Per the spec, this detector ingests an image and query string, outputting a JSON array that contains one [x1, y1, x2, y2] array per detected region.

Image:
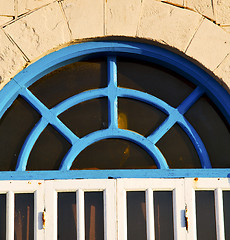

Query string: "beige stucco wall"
[[0, 0, 230, 92]]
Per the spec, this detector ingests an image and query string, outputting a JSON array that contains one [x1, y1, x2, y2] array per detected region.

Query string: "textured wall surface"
[[0, 0, 230, 91]]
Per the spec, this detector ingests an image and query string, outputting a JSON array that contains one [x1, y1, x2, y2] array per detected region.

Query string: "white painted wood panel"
[[117, 178, 186, 240], [0, 180, 45, 240], [0, 178, 229, 240], [185, 178, 230, 240]]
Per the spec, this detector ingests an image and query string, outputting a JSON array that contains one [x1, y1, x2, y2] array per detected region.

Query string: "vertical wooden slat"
[[44, 181, 57, 240], [185, 179, 197, 240], [146, 188, 154, 240], [173, 182, 187, 240], [117, 180, 127, 240], [77, 189, 85, 240], [104, 181, 116, 240], [34, 190, 39, 240], [6, 191, 14, 240], [215, 188, 225, 240]]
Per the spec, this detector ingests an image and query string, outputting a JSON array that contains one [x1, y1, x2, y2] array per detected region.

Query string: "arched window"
[[0, 41, 229, 178], [0, 41, 229, 240]]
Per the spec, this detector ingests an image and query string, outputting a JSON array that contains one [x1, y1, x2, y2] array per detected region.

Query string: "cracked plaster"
[[4, 2, 70, 61], [137, 0, 203, 51], [106, 0, 142, 36], [61, 0, 104, 39], [186, 18, 230, 71], [0, 0, 230, 91], [0, 29, 26, 90]]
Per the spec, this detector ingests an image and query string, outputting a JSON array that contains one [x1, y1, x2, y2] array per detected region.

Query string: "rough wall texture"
[[0, 0, 230, 91]]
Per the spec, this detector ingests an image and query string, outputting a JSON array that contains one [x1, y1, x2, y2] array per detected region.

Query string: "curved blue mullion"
[[178, 117, 212, 168], [0, 41, 228, 180], [16, 117, 48, 171], [51, 88, 108, 116], [107, 56, 118, 129], [59, 128, 169, 171], [148, 86, 204, 145], [20, 87, 79, 144], [147, 114, 177, 144], [7, 41, 229, 125], [0, 80, 21, 119], [117, 87, 175, 115], [147, 86, 205, 144], [177, 86, 204, 114], [20, 87, 51, 118], [50, 118, 79, 145]]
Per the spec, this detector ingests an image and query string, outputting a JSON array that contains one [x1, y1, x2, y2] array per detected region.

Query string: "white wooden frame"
[[0, 180, 45, 240], [44, 179, 116, 240], [185, 178, 230, 240], [116, 178, 186, 240], [0, 178, 230, 240]]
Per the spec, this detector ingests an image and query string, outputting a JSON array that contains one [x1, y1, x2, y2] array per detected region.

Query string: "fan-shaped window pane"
[[117, 57, 195, 107], [29, 59, 107, 108], [0, 97, 41, 171], [59, 98, 108, 138], [156, 124, 201, 168], [0, 42, 230, 174], [185, 95, 230, 168], [27, 125, 71, 170], [118, 98, 167, 136], [71, 139, 157, 170]]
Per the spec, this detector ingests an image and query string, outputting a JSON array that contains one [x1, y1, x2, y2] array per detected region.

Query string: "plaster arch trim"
[[0, 0, 230, 92]]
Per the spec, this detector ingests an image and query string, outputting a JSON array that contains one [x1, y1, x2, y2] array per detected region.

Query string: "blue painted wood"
[[59, 128, 169, 170], [0, 41, 229, 179], [117, 87, 174, 115], [148, 114, 177, 144], [0, 169, 230, 180], [20, 88, 78, 144], [51, 88, 108, 116], [108, 56, 118, 129], [16, 117, 48, 171], [178, 118, 211, 168], [177, 86, 204, 114], [7, 41, 229, 124], [0, 80, 21, 119]]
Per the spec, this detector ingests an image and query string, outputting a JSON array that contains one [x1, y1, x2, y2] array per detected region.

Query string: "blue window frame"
[[0, 41, 230, 180]]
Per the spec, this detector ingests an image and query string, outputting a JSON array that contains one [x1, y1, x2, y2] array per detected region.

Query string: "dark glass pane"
[[127, 191, 146, 240], [0, 96, 41, 170], [185, 95, 230, 167], [117, 57, 195, 108], [71, 139, 157, 169], [0, 194, 6, 239], [223, 191, 230, 240], [196, 191, 216, 240], [118, 98, 167, 136], [14, 193, 34, 240], [59, 98, 108, 138], [27, 125, 71, 170], [85, 192, 104, 240], [154, 191, 174, 240], [29, 59, 107, 108], [58, 192, 77, 240], [156, 124, 201, 168]]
